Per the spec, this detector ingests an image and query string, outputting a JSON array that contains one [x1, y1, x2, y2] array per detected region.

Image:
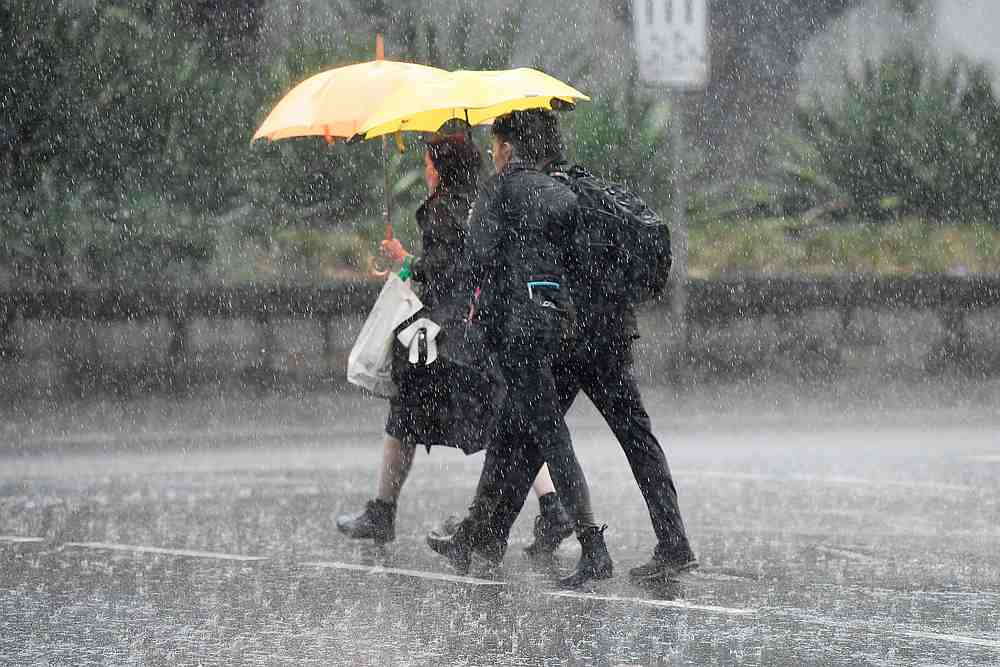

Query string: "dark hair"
[[491, 108, 564, 164], [425, 132, 481, 192]]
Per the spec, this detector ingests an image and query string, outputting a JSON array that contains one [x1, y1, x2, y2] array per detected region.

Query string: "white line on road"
[[682, 470, 975, 493], [303, 561, 759, 616], [548, 590, 757, 616], [789, 615, 1000, 650], [302, 560, 506, 587], [963, 455, 1000, 463], [64, 542, 269, 562], [0, 536, 44, 543], [810, 545, 883, 564]]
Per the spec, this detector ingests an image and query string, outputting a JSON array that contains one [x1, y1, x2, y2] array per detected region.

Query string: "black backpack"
[[551, 164, 672, 305]]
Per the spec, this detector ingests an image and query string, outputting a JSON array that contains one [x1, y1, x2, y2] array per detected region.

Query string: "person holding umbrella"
[[335, 130, 490, 543]]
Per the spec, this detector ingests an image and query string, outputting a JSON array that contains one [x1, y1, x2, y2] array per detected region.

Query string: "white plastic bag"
[[347, 273, 423, 397]]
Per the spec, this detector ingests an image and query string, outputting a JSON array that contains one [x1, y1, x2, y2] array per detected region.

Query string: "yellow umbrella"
[[252, 36, 449, 252], [251, 45, 448, 143], [358, 67, 590, 139]]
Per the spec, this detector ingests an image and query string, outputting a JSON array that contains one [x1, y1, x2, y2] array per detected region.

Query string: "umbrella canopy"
[[252, 59, 449, 143], [358, 68, 590, 139]]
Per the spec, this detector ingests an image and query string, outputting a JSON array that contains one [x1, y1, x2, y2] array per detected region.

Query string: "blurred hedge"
[[0, 0, 423, 287], [703, 47, 1000, 226]]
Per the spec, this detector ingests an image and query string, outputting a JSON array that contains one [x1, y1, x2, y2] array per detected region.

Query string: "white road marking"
[[64, 542, 268, 562], [681, 470, 975, 493], [790, 615, 1000, 650], [547, 590, 757, 616], [811, 545, 883, 564], [302, 560, 506, 587], [0, 536, 44, 543], [26, 543, 1000, 650]]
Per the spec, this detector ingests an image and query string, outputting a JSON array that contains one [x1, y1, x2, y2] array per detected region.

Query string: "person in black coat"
[[336, 132, 483, 544], [427, 110, 613, 589], [429, 109, 697, 585]]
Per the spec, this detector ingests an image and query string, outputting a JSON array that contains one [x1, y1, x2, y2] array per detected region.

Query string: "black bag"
[[551, 164, 672, 305]]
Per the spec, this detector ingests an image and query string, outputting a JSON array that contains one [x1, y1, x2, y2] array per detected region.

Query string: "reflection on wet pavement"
[[2, 391, 999, 665]]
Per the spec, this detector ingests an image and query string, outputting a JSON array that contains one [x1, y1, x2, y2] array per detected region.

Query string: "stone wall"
[[2, 278, 998, 399]]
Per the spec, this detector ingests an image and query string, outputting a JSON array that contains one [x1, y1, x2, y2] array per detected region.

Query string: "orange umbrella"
[[252, 46, 447, 143], [252, 36, 449, 245]]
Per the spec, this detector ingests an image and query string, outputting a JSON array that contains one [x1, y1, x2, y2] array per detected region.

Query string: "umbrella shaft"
[[382, 135, 393, 240]]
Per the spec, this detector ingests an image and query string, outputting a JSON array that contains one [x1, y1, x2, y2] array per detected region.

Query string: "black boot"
[[335, 499, 396, 545], [427, 514, 462, 541], [427, 515, 507, 567], [628, 543, 698, 582], [426, 517, 477, 574], [558, 525, 613, 589], [524, 493, 574, 558]]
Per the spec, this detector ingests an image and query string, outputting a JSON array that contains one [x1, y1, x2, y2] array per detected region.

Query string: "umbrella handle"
[[367, 255, 390, 279]]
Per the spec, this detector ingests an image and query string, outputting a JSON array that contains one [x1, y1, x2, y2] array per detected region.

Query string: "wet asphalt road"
[[1, 385, 999, 665]]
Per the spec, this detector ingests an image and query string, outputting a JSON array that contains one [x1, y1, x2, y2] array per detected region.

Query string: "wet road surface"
[[1, 387, 999, 665]]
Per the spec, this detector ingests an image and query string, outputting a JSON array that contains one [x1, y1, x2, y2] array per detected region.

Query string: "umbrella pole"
[[382, 134, 393, 240], [377, 33, 393, 242]]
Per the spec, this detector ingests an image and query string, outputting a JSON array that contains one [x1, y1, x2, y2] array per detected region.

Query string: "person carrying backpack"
[[426, 109, 614, 589], [544, 111, 697, 580], [430, 109, 697, 583]]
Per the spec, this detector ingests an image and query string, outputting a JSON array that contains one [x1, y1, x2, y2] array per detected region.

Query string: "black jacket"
[[410, 187, 474, 310], [465, 160, 577, 353]]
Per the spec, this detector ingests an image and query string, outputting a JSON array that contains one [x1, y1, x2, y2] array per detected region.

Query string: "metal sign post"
[[632, 0, 708, 328]]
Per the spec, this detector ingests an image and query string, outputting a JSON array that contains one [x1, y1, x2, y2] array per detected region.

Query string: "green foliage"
[[762, 48, 1000, 223], [689, 219, 1000, 277], [562, 81, 679, 217], [0, 0, 432, 285]]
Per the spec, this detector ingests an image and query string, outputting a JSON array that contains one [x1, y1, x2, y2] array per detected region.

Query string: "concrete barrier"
[[2, 277, 998, 396]]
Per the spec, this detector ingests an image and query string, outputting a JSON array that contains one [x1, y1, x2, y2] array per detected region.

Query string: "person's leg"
[[511, 352, 612, 587], [532, 465, 557, 496], [428, 353, 610, 586], [523, 464, 575, 557], [336, 434, 416, 544], [519, 349, 579, 555], [427, 426, 540, 572], [509, 354, 596, 531], [578, 337, 696, 576], [377, 435, 416, 502]]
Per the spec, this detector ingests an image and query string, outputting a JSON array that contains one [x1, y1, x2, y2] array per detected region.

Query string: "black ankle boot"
[[558, 525, 613, 589], [629, 543, 699, 582], [524, 494, 574, 558], [335, 499, 396, 545], [427, 517, 480, 574]]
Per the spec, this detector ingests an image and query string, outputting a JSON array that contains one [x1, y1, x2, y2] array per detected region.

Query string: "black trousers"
[[554, 334, 692, 557], [476, 331, 693, 559], [467, 350, 597, 546]]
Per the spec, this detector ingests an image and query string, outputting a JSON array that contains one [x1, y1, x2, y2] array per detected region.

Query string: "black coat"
[[409, 187, 474, 310], [465, 160, 577, 354], [386, 183, 506, 454]]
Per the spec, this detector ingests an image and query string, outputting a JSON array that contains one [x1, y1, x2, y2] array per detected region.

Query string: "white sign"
[[633, 0, 709, 88]]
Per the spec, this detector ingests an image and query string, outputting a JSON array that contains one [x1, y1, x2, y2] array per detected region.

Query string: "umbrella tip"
[[376, 33, 385, 60]]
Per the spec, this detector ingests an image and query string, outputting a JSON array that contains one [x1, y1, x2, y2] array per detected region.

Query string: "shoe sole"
[[628, 560, 699, 583], [523, 525, 574, 557], [558, 566, 613, 590], [426, 537, 471, 574], [335, 524, 395, 544]]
